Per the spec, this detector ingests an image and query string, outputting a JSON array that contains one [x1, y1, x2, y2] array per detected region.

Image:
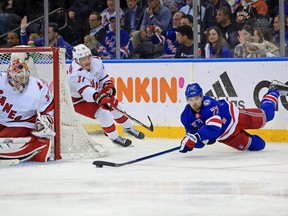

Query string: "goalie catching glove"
[[31, 113, 56, 139], [94, 90, 118, 111]]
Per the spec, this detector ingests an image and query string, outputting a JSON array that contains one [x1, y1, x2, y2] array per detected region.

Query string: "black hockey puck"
[[96, 164, 103, 168]]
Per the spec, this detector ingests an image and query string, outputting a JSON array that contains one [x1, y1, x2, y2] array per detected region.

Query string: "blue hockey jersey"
[[150, 28, 179, 55], [180, 96, 239, 141], [99, 29, 133, 59]]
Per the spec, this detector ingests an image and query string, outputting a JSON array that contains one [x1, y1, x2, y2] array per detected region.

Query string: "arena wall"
[[79, 58, 288, 142]]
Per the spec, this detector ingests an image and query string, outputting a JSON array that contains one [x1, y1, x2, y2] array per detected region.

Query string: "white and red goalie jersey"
[[0, 72, 54, 129], [67, 56, 110, 104]]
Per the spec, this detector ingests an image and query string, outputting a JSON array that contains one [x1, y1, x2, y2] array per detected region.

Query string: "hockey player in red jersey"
[[179, 81, 288, 153], [68, 44, 145, 147], [0, 59, 55, 162]]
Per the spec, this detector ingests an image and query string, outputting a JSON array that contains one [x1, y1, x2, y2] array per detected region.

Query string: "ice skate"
[[124, 127, 145, 139], [112, 136, 132, 147], [269, 80, 288, 96]]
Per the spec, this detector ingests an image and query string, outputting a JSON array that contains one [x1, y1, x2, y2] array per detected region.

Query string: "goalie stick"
[[112, 106, 154, 132], [93, 146, 180, 167]]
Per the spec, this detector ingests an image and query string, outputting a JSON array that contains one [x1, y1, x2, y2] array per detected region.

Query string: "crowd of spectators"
[[0, 0, 287, 59]]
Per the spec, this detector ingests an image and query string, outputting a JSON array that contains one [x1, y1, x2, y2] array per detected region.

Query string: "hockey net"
[[0, 47, 109, 160]]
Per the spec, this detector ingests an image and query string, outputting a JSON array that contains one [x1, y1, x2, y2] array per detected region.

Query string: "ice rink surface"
[[1, 136, 288, 216]]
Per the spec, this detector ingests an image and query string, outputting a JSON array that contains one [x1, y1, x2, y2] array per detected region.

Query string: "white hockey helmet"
[[7, 59, 31, 92], [72, 44, 91, 62]]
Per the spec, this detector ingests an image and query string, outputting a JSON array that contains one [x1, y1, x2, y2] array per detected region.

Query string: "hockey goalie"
[[0, 58, 55, 163]]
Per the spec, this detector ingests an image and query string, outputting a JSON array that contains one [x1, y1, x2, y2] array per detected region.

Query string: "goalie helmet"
[[72, 44, 91, 62], [185, 83, 203, 99], [7, 59, 30, 93], [10, 48, 37, 77]]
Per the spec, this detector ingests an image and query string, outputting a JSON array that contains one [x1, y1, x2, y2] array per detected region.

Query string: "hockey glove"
[[102, 80, 116, 96], [179, 133, 200, 153], [94, 91, 111, 110], [32, 113, 56, 139], [94, 91, 118, 111], [107, 96, 118, 109], [193, 138, 216, 149]]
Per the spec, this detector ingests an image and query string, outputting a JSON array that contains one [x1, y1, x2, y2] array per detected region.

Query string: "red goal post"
[[0, 47, 109, 160]]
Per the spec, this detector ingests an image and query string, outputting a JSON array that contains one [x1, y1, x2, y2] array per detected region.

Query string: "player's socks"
[[262, 89, 279, 107], [261, 89, 279, 122]]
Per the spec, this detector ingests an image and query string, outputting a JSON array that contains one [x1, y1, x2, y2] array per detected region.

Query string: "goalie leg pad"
[[0, 138, 36, 162], [0, 137, 51, 162], [0, 125, 32, 137], [33, 138, 52, 162]]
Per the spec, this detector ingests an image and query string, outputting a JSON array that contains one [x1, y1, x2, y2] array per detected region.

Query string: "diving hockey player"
[[179, 81, 288, 153]]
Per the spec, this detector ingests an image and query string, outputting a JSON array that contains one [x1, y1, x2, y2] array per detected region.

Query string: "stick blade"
[[93, 160, 117, 167], [147, 115, 154, 132]]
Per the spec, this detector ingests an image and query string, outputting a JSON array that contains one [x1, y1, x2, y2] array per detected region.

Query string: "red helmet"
[[7, 59, 30, 92]]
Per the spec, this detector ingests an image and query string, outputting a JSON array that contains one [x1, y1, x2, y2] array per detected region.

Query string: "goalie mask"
[[7, 59, 30, 93]]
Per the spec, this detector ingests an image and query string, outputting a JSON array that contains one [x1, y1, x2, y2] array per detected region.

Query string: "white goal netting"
[[0, 47, 109, 160]]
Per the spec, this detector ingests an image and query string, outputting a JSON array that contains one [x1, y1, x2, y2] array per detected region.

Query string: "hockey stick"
[[93, 146, 180, 167], [113, 106, 154, 132]]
